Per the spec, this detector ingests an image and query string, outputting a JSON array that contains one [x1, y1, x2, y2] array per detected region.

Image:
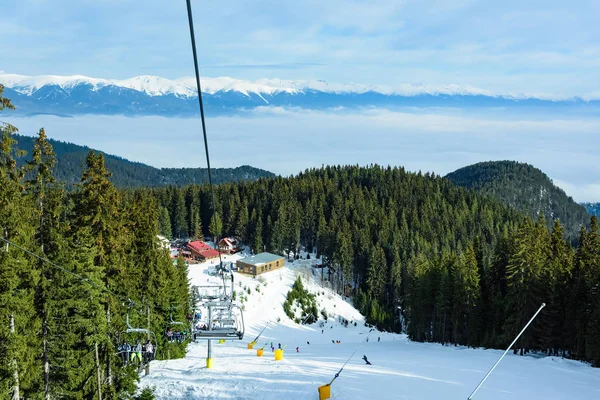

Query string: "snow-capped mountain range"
[[1, 73, 598, 117]]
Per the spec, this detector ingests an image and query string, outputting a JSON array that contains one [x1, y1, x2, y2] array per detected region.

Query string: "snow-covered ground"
[[141, 253, 600, 399]]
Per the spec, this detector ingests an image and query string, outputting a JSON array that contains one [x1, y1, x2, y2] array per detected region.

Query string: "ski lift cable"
[[329, 328, 375, 386], [0, 236, 187, 313], [185, 0, 224, 271], [0, 236, 124, 301]]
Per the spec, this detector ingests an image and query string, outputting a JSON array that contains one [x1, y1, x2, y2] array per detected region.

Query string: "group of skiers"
[[166, 327, 187, 343], [117, 339, 155, 366], [269, 342, 282, 352]]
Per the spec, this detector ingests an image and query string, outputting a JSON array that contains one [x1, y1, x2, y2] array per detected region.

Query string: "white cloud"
[[5, 107, 600, 201]]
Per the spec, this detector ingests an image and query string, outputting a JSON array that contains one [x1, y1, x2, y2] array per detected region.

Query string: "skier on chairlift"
[[118, 341, 131, 366], [131, 340, 143, 365]]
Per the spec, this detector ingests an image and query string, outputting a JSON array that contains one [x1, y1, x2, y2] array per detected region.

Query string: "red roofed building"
[[186, 241, 220, 262]]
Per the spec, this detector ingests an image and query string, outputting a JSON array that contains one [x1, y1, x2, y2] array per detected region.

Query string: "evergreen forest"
[[2, 83, 600, 400], [446, 160, 591, 241], [152, 166, 600, 367], [13, 133, 274, 188], [1, 87, 191, 399]]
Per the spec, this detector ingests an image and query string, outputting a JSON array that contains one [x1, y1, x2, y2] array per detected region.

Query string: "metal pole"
[[10, 313, 20, 400], [94, 342, 103, 400], [146, 306, 150, 375], [207, 304, 212, 367], [467, 303, 546, 400]]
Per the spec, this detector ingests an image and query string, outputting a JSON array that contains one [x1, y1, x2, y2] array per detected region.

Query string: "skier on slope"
[[362, 355, 371, 365]]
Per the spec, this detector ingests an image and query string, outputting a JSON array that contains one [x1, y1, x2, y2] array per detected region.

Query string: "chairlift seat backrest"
[[126, 328, 150, 334]]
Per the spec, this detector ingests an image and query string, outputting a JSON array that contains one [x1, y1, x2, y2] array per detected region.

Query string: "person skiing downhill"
[[362, 355, 371, 365]]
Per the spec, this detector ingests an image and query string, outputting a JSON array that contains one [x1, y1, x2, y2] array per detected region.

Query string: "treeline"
[[153, 165, 600, 367], [14, 133, 275, 188], [446, 160, 591, 242], [1, 89, 190, 399], [402, 216, 600, 365]]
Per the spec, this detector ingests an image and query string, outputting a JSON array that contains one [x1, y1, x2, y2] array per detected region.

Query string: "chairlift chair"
[[193, 303, 245, 340], [116, 305, 158, 367]]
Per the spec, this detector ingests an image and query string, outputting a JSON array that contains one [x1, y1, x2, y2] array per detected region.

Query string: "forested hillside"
[[1, 87, 191, 399], [151, 165, 600, 367], [3, 85, 600, 400], [583, 202, 600, 218], [13, 133, 274, 187], [446, 161, 590, 241]]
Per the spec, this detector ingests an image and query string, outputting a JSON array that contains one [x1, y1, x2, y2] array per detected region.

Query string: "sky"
[[2, 0, 600, 201], [1, 0, 600, 97]]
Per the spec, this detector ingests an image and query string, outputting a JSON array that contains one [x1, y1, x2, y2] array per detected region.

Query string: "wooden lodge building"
[[236, 252, 284, 277], [186, 241, 220, 262], [217, 237, 242, 254]]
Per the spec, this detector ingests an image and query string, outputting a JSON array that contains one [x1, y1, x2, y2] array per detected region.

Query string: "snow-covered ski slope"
[[141, 254, 600, 400]]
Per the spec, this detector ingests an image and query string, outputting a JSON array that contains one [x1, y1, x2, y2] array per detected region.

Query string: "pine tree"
[[583, 217, 600, 365], [235, 201, 249, 242], [366, 246, 386, 306], [158, 207, 172, 239], [47, 226, 107, 399], [192, 210, 203, 240], [253, 212, 264, 254], [453, 244, 480, 346], [333, 226, 353, 295], [0, 116, 37, 400], [71, 151, 128, 396], [406, 253, 432, 342], [171, 189, 187, 239], [25, 128, 59, 400], [209, 212, 223, 244], [504, 217, 548, 355], [544, 220, 572, 356]]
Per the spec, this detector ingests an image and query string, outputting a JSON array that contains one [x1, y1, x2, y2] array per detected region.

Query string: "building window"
[[276, 261, 279, 267]]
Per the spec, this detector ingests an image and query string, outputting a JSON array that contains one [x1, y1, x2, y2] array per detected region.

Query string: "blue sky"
[[2, 0, 600, 96], [2, 0, 600, 201]]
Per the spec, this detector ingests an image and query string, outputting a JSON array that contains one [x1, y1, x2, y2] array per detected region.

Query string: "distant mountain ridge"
[[13, 134, 275, 188], [446, 161, 591, 241], [2, 73, 599, 117], [582, 202, 600, 218]]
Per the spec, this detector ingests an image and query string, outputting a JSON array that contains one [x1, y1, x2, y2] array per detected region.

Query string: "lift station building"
[[236, 252, 284, 277]]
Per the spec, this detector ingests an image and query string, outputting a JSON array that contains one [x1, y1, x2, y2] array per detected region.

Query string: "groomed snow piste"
[[140, 253, 600, 400]]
